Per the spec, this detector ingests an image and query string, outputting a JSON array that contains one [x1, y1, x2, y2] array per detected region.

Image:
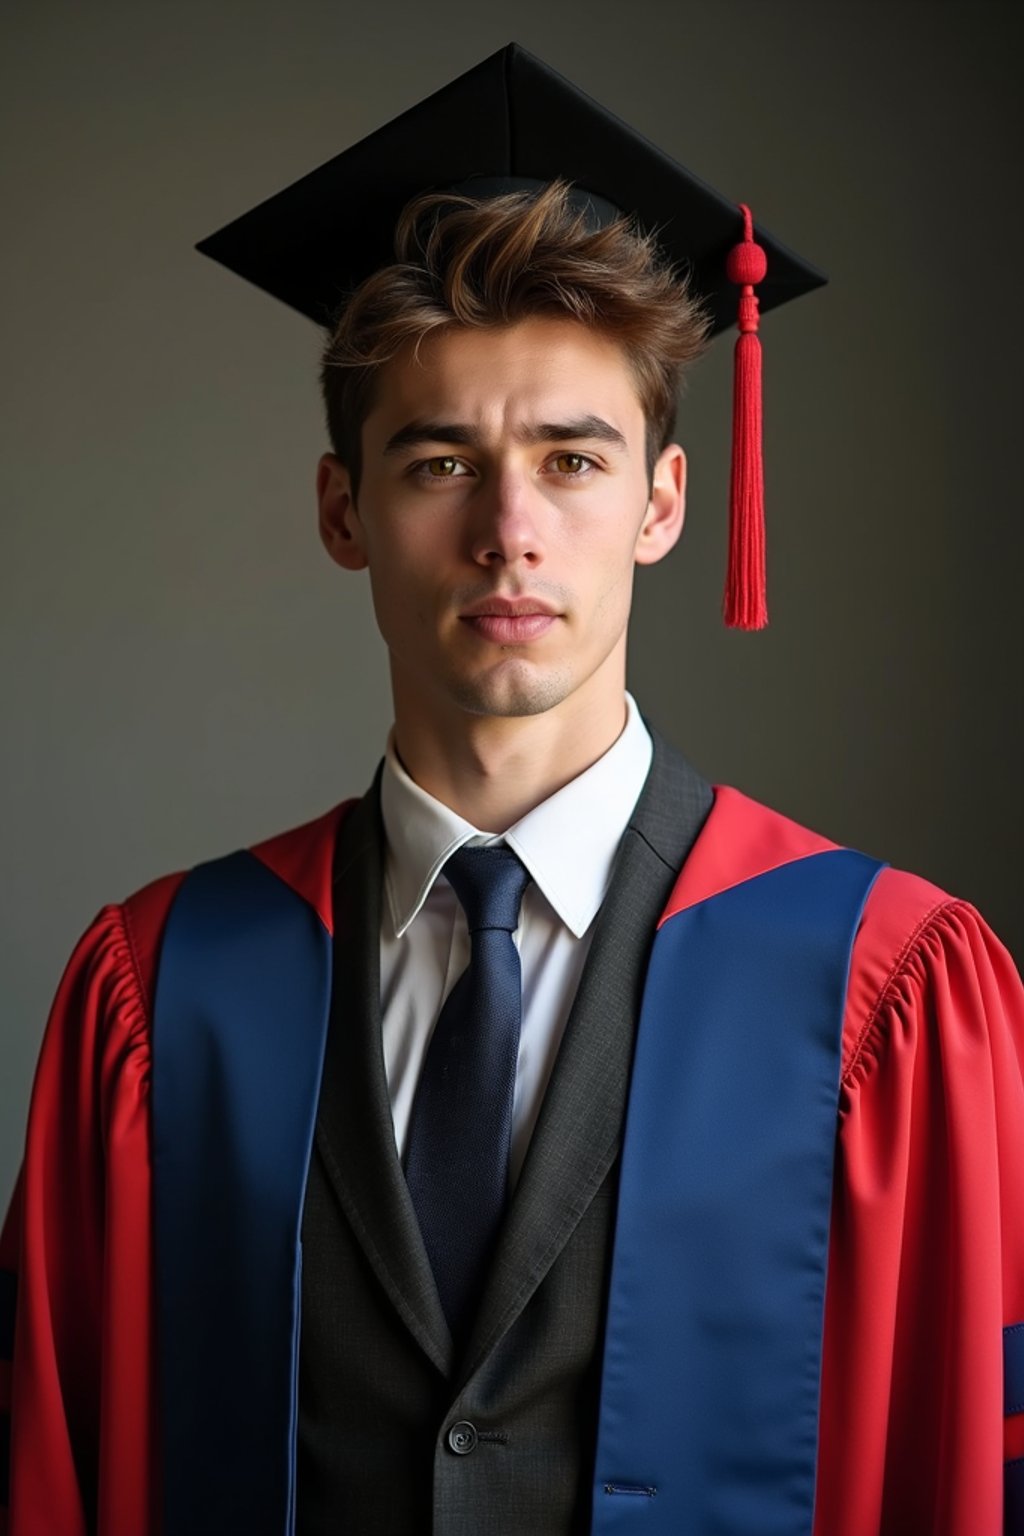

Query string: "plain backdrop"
[[2, 0, 1022, 1207]]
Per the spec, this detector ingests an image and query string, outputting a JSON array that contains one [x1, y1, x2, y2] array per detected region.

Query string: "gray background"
[[3, 0, 1022, 1208]]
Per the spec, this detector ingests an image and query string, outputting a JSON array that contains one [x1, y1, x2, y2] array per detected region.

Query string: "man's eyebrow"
[[381, 414, 629, 457]]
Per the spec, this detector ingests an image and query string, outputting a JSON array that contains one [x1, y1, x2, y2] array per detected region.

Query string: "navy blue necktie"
[[403, 843, 532, 1341]]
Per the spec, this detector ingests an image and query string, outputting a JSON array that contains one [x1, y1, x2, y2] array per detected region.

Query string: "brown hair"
[[319, 178, 712, 502]]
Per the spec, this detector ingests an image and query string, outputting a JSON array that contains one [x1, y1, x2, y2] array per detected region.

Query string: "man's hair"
[[319, 178, 712, 503]]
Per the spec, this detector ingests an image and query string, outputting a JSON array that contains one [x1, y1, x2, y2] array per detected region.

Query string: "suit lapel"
[[312, 762, 454, 1377], [460, 727, 714, 1377]]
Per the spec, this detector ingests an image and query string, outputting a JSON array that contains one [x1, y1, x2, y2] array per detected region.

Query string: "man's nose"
[[467, 470, 546, 568]]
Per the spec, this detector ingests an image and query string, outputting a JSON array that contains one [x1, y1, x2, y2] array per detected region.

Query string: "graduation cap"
[[197, 42, 827, 629]]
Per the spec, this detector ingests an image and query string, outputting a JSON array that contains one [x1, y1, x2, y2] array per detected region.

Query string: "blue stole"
[[151, 842, 882, 1536], [151, 852, 332, 1536], [591, 849, 882, 1533]]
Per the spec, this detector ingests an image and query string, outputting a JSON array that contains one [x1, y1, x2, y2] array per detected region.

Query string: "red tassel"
[[723, 204, 769, 630]]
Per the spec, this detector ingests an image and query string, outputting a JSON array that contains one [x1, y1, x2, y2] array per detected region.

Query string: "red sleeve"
[[0, 905, 159, 1536], [816, 892, 1024, 1536]]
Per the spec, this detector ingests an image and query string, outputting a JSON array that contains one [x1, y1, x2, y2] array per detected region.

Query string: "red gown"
[[1, 786, 1023, 1535]]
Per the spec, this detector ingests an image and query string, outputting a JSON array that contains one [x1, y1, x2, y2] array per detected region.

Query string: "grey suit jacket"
[[296, 724, 713, 1535]]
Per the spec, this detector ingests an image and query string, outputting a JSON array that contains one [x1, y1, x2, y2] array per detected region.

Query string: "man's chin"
[[446, 664, 574, 720]]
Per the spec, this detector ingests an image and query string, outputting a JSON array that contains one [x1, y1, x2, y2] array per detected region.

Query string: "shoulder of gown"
[[117, 794, 353, 1013], [839, 860, 1024, 1118], [818, 855, 1024, 1534], [0, 796, 351, 1534]]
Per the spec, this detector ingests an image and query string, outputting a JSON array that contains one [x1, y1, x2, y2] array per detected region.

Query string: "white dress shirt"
[[378, 691, 654, 1188]]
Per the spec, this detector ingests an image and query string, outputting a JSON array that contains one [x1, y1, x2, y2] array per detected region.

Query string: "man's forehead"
[[365, 324, 644, 441], [399, 315, 632, 375]]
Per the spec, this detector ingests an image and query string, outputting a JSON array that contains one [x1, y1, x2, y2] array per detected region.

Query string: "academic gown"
[[2, 775, 1024, 1536]]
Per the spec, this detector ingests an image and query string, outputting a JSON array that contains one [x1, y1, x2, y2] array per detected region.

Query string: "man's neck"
[[391, 688, 630, 834]]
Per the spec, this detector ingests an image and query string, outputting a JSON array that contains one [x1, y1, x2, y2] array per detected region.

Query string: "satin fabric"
[[592, 848, 883, 1533], [151, 850, 333, 1536], [2, 788, 1023, 1535]]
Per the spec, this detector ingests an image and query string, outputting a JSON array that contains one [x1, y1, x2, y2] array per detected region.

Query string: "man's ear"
[[634, 443, 686, 568], [317, 453, 368, 571]]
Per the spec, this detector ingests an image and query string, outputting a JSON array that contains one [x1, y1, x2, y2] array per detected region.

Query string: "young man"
[[3, 43, 1023, 1536]]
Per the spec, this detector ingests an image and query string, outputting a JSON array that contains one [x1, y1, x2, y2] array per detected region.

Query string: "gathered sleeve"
[[0, 904, 158, 1536], [816, 894, 1024, 1536]]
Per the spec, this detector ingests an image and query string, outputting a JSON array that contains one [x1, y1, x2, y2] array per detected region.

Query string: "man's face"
[[319, 315, 685, 722]]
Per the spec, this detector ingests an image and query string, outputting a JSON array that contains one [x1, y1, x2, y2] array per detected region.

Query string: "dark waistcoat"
[[296, 728, 714, 1535]]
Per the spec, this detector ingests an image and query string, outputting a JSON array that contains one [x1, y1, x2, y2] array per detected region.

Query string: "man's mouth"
[[459, 595, 561, 644], [460, 613, 558, 644]]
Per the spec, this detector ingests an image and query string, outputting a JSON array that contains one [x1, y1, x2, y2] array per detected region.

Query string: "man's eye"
[[414, 456, 468, 479], [551, 452, 597, 476]]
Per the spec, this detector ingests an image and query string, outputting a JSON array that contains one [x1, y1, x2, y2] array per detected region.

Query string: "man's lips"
[[460, 612, 559, 644], [459, 596, 561, 644]]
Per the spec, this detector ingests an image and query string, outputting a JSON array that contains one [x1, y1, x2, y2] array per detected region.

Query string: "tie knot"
[[443, 844, 531, 934]]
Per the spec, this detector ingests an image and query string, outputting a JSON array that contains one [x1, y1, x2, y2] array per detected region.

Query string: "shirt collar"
[[380, 692, 653, 939]]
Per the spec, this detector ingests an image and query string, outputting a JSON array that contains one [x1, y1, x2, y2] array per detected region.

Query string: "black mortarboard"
[[197, 42, 828, 629]]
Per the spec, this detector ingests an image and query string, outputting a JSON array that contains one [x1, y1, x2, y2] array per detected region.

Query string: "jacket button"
[[447, 1420, 479, 1455]]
